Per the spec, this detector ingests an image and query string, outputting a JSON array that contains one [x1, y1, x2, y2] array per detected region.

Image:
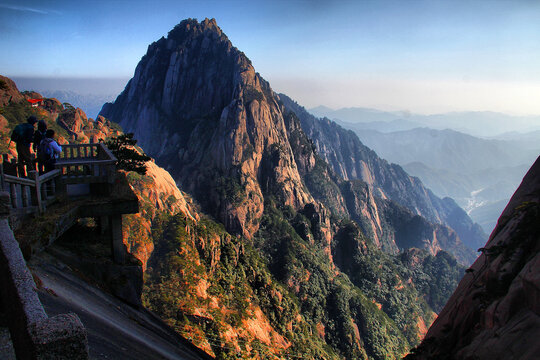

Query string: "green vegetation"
[[399, 249, 465, 312], [242, 86, 265, 104], [253, 201, 419, 359], [143, 212, 336, 359], [105, 133, 151, 174]]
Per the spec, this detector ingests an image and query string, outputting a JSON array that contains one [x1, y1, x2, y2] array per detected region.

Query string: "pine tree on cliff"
[[104, 133, 151, 175]]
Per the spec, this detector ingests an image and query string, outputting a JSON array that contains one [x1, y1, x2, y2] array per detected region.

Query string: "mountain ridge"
[[309, 106, 540, 137], [406, 155, 540, 359], [281, 94, 486, 255]]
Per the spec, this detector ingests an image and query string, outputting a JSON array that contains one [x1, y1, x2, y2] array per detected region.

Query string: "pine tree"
[[104, 133, 151, 175]]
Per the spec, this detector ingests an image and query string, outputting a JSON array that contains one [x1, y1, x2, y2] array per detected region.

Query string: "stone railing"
[[1, 169, 62, 215], [0, 143, 117, 216], [55, 143, 117, 185], [0, 192, 89, 359]]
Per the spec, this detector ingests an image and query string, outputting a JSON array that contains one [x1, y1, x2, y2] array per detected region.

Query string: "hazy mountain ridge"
[[406, 155, 540, 360], [352, 127, 536, 174], [310, 106, 540, 137], [282, 110, 475, 263], [335, 125, 538, 234], [281, 94, 486, 254]]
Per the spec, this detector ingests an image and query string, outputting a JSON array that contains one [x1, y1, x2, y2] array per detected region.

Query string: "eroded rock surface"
[[405, 156, 540, 360]]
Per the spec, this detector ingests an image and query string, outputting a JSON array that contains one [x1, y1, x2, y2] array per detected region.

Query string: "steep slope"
[[281, 95, 486, 253], [284, 110, 475, 264], [406, 155, 540, 360]]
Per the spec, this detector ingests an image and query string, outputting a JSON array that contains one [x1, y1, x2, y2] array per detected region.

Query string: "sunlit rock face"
[[405, 156, 540, 360], [101, 18, 312, 238]]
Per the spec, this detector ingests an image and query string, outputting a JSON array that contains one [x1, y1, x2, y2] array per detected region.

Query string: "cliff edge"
[[405, 155, 540, 359]]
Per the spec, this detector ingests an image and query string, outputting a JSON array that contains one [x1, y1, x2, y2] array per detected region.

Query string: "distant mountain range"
[[309, 106, 540, 137], [349, 127, 536, 174], [315, 112, 540, 234], [38, 90, 116, 119]]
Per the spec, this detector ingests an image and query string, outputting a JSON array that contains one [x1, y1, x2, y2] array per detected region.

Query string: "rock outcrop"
[[405, 155, 540, 359], [101, 18, 312, 238], [123, 160, 198, 270], [0, 75, 24, 107]]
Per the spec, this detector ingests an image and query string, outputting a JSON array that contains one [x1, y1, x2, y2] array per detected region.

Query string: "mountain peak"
[[101, 19, 310, 237], [167, 17, 223, 41]]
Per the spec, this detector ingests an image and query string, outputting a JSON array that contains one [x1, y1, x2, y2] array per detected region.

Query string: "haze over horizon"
[[2, 0, 540, 116]]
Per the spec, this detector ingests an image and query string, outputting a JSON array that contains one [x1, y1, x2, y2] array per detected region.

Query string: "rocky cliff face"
[[99, 18, 478, 264], [0, 75, 25, 107], [282, 110, 475, 263], [406, 155, 540, 360], [280, 95, 486, 254], [101, 18, 311, 238]]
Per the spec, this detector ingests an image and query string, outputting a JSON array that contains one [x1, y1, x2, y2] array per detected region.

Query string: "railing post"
[[54, 168, 66, 197], [50, 178, 56, 196], [111, 215, 126, 264], [21, 185, 29, 208], [10, 183, 17, 208], [107, 164, 115, 184], [41, 179, 47, 202], [29, 170, 43, 213], [0, 162, 5, 191]]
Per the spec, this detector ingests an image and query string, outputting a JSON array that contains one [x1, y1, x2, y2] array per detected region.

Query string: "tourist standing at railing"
[[33, 120, 48, 173], [38, 129, 62, 173], [32, 120, 47, 153], [10, 115, 37, 176]]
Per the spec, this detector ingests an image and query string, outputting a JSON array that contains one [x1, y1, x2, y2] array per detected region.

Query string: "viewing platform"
[[0, 143, 141, 359], [1, 142, 139, 264]]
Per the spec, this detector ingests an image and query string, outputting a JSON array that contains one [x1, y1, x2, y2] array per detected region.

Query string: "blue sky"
[[1, 0, 540, 114]]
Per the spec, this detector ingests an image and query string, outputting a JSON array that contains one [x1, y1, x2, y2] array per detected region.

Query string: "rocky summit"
[[101, 18, 311, 238], [101, 18, 484, 265]]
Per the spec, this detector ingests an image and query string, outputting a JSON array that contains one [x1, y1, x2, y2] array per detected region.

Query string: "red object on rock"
[[27, 98, 44, 106]]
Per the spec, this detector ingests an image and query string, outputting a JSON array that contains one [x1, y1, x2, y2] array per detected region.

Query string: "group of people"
[[11, 115, 62, 174]]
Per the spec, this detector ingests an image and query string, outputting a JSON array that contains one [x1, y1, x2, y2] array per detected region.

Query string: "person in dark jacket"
[[12, 115, 37, 176], [33, 120, 48, 173], [33, 120, 47, 152]]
